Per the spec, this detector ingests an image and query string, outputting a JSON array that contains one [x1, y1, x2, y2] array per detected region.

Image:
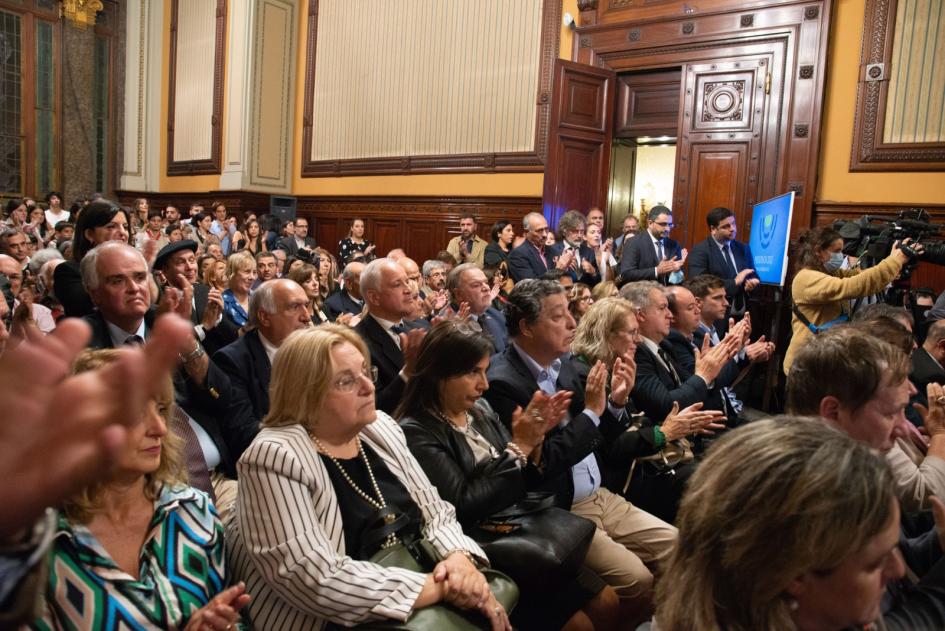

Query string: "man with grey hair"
[[324, 260, 365, 322], [213, 278, 312, 463], [547, 209, 600, 285], [508, 212, 554, 282], [80, 242, 155, 348], [623, 280, 738, 422], [356, 257, 426, 413], [0, 254, 55, 335], [26, 248, 63, 278], [447, 262, 507, 353]]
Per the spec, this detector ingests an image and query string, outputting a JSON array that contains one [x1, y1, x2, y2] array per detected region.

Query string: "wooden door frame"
[[571, 0, 831, 236]]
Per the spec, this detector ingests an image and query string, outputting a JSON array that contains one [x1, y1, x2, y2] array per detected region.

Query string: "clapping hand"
[[660, 401, 727, 441], [609, 355, 637, 407], [183, 582, 251, 631]]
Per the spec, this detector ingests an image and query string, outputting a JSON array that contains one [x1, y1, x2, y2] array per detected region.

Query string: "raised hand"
[[183, 582, 252, 631], [400, 327, 428, 378], [585, 360, 608, 417], [609, 356, 636, 407], [660, 401, 727, 441]]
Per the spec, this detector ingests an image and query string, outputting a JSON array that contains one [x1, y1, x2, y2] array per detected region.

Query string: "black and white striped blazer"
[[227, 412, 486, 630]]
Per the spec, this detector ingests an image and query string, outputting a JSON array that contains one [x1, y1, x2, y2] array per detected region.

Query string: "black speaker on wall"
[[270, 195, 297, 222]]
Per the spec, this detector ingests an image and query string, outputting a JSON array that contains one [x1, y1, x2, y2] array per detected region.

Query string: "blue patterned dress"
[[222, 289, 249, 327], [30, 485, 230, 630]]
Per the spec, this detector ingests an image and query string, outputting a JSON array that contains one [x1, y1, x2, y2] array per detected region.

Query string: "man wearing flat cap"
[[153, 240, 238, 355]]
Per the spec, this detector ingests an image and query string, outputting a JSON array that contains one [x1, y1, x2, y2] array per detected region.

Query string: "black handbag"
[[471, 493, 596, 594]]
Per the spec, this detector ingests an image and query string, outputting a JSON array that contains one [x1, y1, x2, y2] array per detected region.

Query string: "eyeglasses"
[[652, 221, 674, 228], [333, 366, 378, 392]]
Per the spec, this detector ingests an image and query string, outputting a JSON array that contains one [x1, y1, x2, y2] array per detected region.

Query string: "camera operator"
[[784, 225, 920, 373]]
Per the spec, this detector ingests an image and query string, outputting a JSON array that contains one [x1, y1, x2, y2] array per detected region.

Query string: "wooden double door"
[[544, 40, 788, 250]]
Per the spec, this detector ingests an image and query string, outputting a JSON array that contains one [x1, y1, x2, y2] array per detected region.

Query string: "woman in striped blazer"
[[227, 324, 512, 630]]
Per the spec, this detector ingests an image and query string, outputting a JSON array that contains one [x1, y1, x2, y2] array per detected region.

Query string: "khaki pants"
[[571, 487, 677, 599]]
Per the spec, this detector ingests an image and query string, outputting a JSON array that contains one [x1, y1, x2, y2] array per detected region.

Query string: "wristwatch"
[[180, 340, 205, 364]]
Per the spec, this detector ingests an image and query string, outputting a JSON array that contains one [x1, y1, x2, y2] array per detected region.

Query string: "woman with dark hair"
[[53, 199, 130, 318], [783, 225, 914, 371], [191, 212, 214, 248], [484, 220, 515, 268], [288, 262, 329, 324], [397, 321, 620, 631], [2, 198, 27, 229], [24, 205, 50, 244], [236, 218, 268, 255], [337, 217, 375, 263], [315, 247, 339, 300], [130, 197, 149, 231]]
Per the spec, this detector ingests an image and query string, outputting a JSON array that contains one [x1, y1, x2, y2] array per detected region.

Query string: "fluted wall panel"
[[172, 0, 217, 162]]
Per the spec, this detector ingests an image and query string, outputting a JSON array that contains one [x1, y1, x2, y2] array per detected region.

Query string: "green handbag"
[[351, 539, 519, 630]]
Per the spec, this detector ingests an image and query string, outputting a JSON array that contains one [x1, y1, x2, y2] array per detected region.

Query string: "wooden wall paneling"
[[615, 69, 681, 138], [686, 143, 749, 246], [166, 0, 226, 175], [542, 59, 616, 229]]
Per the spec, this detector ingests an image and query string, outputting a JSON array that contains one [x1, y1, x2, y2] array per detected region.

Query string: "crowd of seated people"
[[3, 192, 945, 630]]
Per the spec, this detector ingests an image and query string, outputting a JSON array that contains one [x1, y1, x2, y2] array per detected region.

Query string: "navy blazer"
[[545, 242, 601, 286], [630, 339, 709, 421], [617, 231, 683, 285], [484, 346, 605, 507], [354, 314, 423, 414], [212, 328, 271, 467], [665, 328, 743, 426], [688, 237, 757, 298], [322, 289, 364, 321], [479, 306, 509, 354], [507, 241, 551, 283]]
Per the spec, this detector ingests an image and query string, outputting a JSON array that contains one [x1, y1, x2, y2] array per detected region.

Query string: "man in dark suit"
[[276, 216, 317, 255], [617, 205, 686, 286], [153, 240, 239, 355], [620, 280, 736, 422], [485, 278, 676, 624], [545, 210, 601, 286], [79, 242, 239, 485], [354, 258, 426, 413], [323, 260, 366, 322], [447, 263, 508, 353], [507, 212, 554, 282], [687, 207, 758, 315], [913, 319, 945, 402], [212, 279, 313, 464]]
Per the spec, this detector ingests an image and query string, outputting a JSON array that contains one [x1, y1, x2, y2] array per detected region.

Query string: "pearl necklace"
[[435, 410, 473, 435], [311, 435, 398, 548]]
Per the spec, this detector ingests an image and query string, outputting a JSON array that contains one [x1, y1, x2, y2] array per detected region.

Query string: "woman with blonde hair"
[[288, 262, 329, 324], [222, 251, 257, 327], [31, 349, 250, 629], [655, 417, 904, 631], [228, 325, 513, 630], [315, 247, 339, 299], [568, 297, 723, 522], [591, 280, 619, 302]]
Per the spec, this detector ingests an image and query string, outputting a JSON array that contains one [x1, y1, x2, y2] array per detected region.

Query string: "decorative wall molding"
[[850, 0, 945, 171], [166, 0, 227, 175]]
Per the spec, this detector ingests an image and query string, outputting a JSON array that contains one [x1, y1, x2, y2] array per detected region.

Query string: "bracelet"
[[443, 549, 477, 565], [180, 340, 205, 364], [505, 442, 528, 467]]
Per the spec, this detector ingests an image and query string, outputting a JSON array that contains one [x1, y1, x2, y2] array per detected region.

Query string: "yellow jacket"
[[783, 253, 904, 372]]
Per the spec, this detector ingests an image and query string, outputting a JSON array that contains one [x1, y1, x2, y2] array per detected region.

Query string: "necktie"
[[390, 323, 408, 336], [123, 334, 144, 346], [723, 244, 738, 275], [657, 239, 665, 261], [657, 346, 681, 387]]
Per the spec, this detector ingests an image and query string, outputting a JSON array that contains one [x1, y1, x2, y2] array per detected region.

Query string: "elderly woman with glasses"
[[228, 325, 513, 630]]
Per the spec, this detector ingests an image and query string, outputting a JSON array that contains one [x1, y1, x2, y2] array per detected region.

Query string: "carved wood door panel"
[[675, 46, 785, 248], [542, 59, 616, 229]]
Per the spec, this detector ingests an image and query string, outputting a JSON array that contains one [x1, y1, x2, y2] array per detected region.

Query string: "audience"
[[287, 262, 329, 324], [508, 212, 553, 282], [484, 219, 516, 268], [447, 263, 508, 354], [222, 250, 257, 327], [323, 260, 366, 323], [446, 212, 488, 267], [547, 210, 600, 286], [337, 216, 375, 263], [228, 325, 512, 630], [484, 279, 677, 627], [617, 206, 686, 287]]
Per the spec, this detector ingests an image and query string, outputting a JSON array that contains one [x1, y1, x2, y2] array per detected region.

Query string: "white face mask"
[[824, 251, 845, 272]]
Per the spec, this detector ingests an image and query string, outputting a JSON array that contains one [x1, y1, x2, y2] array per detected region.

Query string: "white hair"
[[80, 242, 147, 292]]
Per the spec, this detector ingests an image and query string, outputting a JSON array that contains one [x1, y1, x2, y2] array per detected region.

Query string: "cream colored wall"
[[817, 0, 945, 204]]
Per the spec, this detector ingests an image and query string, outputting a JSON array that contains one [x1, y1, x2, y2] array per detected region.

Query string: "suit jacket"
[[687, 237, 757, 299], [229, 415, 485, 630], [189, 282, 239, 355], [617, 231, 683, 285], [631, 338, 709, 421], [211, 329, 271, 466], [275, 235, 317, 256], [322, 289, 364, 321], [912, 348, 945, 394], [354, 314, 421, 414], [484, 345, 606, 507], [400, 402, 529, 527], [83, 308, 238, 477], [54, 260, 95, 318], [477, 306, 509, 354], [483, 242, 510, 268], [545, 242, 601, 286], [665, 328, 742, 426], [507, 241, 551, 283]]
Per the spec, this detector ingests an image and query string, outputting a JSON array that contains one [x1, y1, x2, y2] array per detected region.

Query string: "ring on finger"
[[937, 396, 945, 405]]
